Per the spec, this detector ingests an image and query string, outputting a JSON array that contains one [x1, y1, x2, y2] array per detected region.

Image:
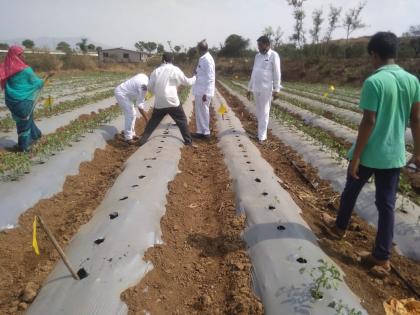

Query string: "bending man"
[[139, 52, 196, 146], [192, 39, 215, 139], [115, 73, 149, 144], [247, 35, 281, 143]]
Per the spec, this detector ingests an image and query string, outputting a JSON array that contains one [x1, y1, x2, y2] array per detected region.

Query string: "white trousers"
[[115, 92, 137, 140], [254, 91, 272, 141], [194, 95, 212, 135]]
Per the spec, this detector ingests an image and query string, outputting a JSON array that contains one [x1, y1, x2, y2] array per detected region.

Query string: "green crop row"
[[0, 89, 115, 132], [0, 105, 121, 181]]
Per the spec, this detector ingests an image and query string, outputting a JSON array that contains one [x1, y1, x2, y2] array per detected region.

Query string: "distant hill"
[[0, 37, 111, 50]]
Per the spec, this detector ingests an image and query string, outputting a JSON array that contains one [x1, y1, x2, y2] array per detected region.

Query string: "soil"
[[121, 111, 263, 315], [217, 81, 420, 315], [0, 117, 147, 315]]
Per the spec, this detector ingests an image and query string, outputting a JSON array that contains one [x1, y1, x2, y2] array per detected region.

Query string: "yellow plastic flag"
[[218, 103, 228, 115], [43, 95, 54, 108], [323, 92, 329, 98], [32, 216, 40, 256], [329, 85, 335, 92]]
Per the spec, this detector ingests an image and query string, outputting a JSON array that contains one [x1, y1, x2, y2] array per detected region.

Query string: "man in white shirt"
[[192, 40, 215, 139], [246, 36, 282, 143], [139, 52, 196, 146], [114, 73, 149, 143]]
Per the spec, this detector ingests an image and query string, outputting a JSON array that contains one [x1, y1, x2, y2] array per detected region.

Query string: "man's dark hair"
[[367, 32, 398, 60], [162, 52, 174, 63], [198, 39, 208, 53], [257, 35, 271, 45]]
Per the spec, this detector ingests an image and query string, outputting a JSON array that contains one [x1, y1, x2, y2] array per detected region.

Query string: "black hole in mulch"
[[277, 225, 286, 231], [156, 151, 162, 154], [24, 171, 30, 174], [109, 212, 119, 220], [51, 153, 56, 156], [39, 161, 45, 165], [269, 205, 276, 210], [249, 169, 255, 172], [77, 268, 89, 279], [158, 146, 163, 149], [147, 165, 152, 168], [161, 141, 165, 143], [246, 161, 251, 164], [262, 192, 268, 196], [119, 196, 128, 201], [296, 258, 307, 264], [131, 184, 139, 188], [235, 135, 239, 137], [244, 155, 248, 158], [94, 238, 105, 245], [255, 178, 261, 183], [139, 175, 146, 179]]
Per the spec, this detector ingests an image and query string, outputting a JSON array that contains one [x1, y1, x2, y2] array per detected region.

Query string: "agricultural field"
[[0, 70, 419, 315]]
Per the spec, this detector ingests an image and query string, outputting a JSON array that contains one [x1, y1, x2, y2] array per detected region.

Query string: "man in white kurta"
[[114, 73, 149, 142], [192, 40, 215, 139], [247, 36, 282, 143], [139, 52, 196, 146]]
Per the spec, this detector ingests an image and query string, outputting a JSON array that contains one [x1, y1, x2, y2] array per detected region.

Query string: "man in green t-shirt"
[[325, 32, 420, 276]]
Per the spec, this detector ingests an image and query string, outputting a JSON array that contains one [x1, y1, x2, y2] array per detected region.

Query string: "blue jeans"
[[336, 164, 401, 260]]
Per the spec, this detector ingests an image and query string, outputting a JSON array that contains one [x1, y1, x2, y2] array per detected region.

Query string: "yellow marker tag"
[[323, 92, 329, 98], [218, 103, 228, 115], [43, 95, 54, 108], [32, 217, 40, 256], [145, 91, 152, 100], [329, 85, 335, 92]]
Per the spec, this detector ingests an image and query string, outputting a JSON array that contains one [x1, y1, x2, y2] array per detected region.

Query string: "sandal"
[[360, 251, 391, 278], [321, 213, 346, 240]]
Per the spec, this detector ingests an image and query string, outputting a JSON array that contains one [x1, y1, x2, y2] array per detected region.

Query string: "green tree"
[[157, 43, 165, 53], [287, 0, 307, 49], [77, 38, 88, 54], [187, 47, 198, 60], [262, 26, 284, 49], [0, 43, 9, 50], [343, 1, 367, 42], [324, 5, 342, 43], [135, 41, 146, 52], [56, 41, 71, 53], [87, 44, 96, 51], [403, 25, 420, 57], [310, 8, 324, 44], [143, 42, 157, 54], [22, 39, 35, 50], [167, 40, 173, 52], [219, 34, 250, 57]]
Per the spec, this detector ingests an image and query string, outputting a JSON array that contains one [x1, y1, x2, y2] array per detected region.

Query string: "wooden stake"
[[36, 215, 80, 280]]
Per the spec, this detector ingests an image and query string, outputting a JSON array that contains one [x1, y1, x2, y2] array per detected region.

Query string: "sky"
[[1, 0, 419, 50]]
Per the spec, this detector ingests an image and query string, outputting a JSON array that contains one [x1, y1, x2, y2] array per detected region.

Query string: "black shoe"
[[192, 132, 204, 139], [192, 132, 210, 139]]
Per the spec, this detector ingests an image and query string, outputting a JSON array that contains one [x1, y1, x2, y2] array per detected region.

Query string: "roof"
[[101, 47, 140, 53]]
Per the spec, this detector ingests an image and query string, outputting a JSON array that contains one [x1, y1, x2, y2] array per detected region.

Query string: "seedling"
[[299, 259, 343, 300], [328, 300, 362, 315]]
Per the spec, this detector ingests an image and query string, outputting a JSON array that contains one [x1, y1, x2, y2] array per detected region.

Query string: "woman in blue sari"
[[0, 46, 46, 151]]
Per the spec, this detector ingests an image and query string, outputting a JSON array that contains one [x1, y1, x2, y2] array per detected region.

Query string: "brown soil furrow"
[[121, 111, 263, 315], [0, 116, 147, 315], [217, 81, 420, 315]]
